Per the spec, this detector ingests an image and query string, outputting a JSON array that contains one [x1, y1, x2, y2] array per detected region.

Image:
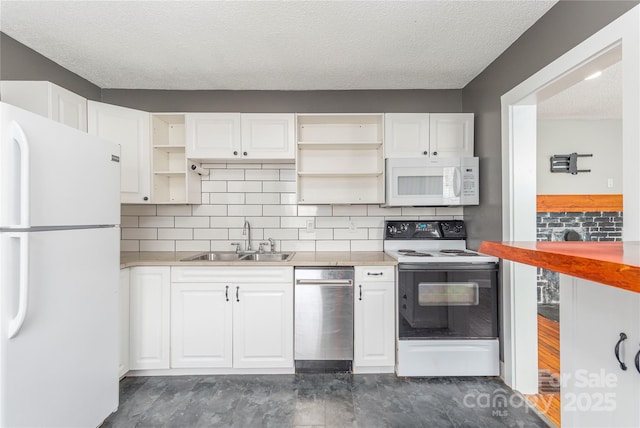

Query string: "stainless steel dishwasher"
[[294, 266, 354, 372]]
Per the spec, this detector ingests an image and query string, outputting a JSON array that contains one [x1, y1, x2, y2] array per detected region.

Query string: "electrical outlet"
[[607, 178, 614, 188], [306, 219, 315, 232], [349, 220, 357, 232]]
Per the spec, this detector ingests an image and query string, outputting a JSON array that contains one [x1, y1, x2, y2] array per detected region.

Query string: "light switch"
[[306, 219, 315, 232], [607, 178, 614, 188]]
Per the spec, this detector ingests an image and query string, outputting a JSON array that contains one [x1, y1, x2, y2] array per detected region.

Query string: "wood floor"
[[525, 314, 561, 427]]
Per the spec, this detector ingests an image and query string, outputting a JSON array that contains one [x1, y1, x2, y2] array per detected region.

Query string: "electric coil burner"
[[384, 220, 500, 377]]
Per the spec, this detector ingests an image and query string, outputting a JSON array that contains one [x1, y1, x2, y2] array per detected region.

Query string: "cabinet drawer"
[[172, 266, 293, 283], [355, 266, 395, 282]]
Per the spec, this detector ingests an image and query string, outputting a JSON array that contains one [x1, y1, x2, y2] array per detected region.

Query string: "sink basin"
[[181, 252, 295, 262], [181, 252, 246, 261], [242, 253, 295, 261]]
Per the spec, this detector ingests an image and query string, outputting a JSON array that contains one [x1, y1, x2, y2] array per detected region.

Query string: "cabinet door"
[[354, 281, 396, 370], [88, 101, 151, 204], [233, 283, 294, 368], [129, 267, 170, 370], [429, 113, 474, 158], [50, 84, 87, 131], [241, 113, 295, 159], [185, 113, 241, 159], [171, 283, 233, 368], [560, 275, 640, 428], [119, 268, 130, 378], [384, 113, 430, 158]]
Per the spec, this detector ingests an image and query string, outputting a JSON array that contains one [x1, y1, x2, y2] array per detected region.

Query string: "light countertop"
[[120, 251, 398, 269], [478, 241, 640, 293]]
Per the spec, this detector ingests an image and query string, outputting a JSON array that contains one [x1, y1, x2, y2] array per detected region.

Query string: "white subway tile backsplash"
[[192, 205, 227, 216], [246, 169, 279, 181], [297, 205, 332, 216], [227, 181, 262, 193], [334, 228, 368, 240], [280, 240, 316, 252], [228, 204, 262, 216], [140, 240, 175, 251], [158, 229, 193, 240], [209, 192, 245, 204], [201, 181, 227, 193], [263, 181, 296, 193], [316, 240, 350, 251], [175, 217, 210, 228], [316, 217, 350, 228], [210, 216, 245, 228], [122, 228, 157, 240], [263, 205, 297, 217], [121, 162, 465, 252], [193, 228, 228, 240], [176, 240, 210, 252], [333, 205, 367, 216], [351, 240, 383, 251], [210, 169, 245, 180], [246, 193, 280, 204], [121, 216, 139, 228], [139, 216, 174, 228], [157, 205, 192, 216]]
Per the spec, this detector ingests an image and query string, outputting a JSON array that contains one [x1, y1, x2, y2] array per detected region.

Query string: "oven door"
[[398, 263, 498, 339]]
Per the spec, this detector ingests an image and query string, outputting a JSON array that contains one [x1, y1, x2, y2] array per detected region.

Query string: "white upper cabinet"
[[88, 101, 151, 204], [241, 114, 295, 159], [1, 80, 87, 131], [384, 113, 474, 158], [429, 113, 474, 158], [185, 113, 294, 160], [185, 113, 241, 159]]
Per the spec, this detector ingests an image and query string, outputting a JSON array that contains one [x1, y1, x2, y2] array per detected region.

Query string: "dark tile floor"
[[101, 374, 550, 428]]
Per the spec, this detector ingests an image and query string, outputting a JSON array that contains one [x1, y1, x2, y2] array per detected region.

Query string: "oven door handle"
[[296, 279, 353, 286]]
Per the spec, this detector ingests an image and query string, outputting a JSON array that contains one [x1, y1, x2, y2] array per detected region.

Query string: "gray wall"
[[0, 33, 101, 101], [462, 0, 638, 250], [100, 89, 461, 113]]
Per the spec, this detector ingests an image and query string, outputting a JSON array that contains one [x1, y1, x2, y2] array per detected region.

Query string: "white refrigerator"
[[0, 102, 121, 427]]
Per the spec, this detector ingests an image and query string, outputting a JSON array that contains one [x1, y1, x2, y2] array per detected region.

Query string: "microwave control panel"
[[385, 220, 467, 239]]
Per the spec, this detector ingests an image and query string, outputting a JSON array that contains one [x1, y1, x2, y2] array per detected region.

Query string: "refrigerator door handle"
[[10, 121, 31, 228], [8, 232, 29, 339]]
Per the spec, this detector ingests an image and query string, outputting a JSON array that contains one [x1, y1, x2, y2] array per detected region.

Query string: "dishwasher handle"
[[295, 279, 353, 286]]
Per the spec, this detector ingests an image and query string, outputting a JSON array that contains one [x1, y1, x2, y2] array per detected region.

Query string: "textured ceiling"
[[538, 61, 622, 120], [0, 0, 557, 90]]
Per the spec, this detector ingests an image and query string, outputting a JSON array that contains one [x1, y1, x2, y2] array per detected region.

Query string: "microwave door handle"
[[454, 168, 462, 197]]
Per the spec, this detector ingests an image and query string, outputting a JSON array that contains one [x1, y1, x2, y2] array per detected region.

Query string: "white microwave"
[[384, 157, 479, 206]]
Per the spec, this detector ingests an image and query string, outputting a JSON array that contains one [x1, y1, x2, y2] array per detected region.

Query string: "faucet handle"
[[230, 242, 241, 253], [258, 242, 269, 253], [267, 237, 276, 253]]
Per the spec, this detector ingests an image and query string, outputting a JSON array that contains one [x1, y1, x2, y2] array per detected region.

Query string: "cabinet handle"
[[635, 347, 640, 374], [432, 151, 438, 156], [423, 151, 428, 155], [367, 272, 383, 276], [614, 332, 628, 371], [359, 284, 362, 301], [233, 151, 238, 156], [236, 286, 240, 302], [243, 151, 248, 156], [143, 196, 149, 201], [225, 285, 229, 302]]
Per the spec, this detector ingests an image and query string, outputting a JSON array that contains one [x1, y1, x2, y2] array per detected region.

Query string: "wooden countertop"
[[120, 251, 398, 269], [478, 241, 640, 293]]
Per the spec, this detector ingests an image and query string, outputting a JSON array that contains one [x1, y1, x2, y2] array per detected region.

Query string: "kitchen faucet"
[[243, 220, 253, 252]]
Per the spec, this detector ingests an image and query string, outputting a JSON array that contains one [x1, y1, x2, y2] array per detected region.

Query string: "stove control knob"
[[400, 223, 408, 232], [388, 225, 397, 234]]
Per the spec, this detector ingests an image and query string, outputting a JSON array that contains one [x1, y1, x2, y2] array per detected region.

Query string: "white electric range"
[[384, 220, 500, 377]]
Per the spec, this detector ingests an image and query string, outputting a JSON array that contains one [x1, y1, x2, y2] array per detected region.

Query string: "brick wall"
[[536, 210, 623, 303]]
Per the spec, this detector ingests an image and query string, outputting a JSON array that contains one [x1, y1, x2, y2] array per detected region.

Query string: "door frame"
[[500, 6, 640, 393]]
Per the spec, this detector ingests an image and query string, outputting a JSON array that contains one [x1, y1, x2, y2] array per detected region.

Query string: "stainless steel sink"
[[181, 251, 294, 262], [242, 253, 295, 261]]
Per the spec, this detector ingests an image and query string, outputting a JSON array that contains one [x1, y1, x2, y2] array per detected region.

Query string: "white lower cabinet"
[[353, 266, 395, 373], [119, 268, 130, 378], [560, 274, 640, 428], [170, 266, 294, 371], [129, 266, 171, 370]]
